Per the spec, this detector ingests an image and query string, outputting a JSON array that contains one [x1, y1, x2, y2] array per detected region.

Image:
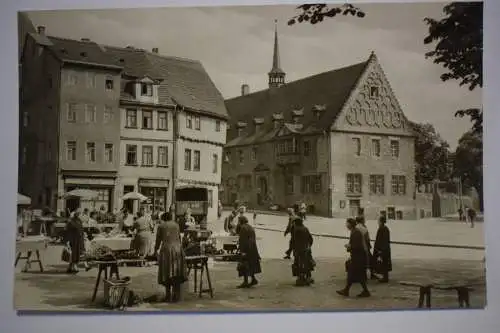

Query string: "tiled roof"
[[29, 33, 227, 118], [225, 59, 370, 147], [18, 13, 36, 60]]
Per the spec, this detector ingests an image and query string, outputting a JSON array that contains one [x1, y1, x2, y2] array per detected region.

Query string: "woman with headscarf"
[[337, 218, 371, 298], [63, 211, 86, 274], [236, 212, 261, 288], [130, 209, 154, 258], [283, 207, 297, 259], [291, 216, 315, 286], [373, 213, 392, 283], [155, 212, 188, 302]]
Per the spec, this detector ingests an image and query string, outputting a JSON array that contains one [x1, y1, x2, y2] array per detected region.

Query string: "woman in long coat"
[[154, 212, 188, 302], [373, 215, 392, 283], [236, 214, 261, 288], [337, 218, 371, 298], [292, 217, 315, 286], [64, 211, 86, 274]]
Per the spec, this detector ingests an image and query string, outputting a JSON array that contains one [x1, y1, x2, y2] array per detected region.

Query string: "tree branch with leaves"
[[287, 3, 365, 26]]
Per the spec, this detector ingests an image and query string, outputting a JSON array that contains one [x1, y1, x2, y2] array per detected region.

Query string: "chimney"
[[37, 26, 46, 35], [253, 117, 264, 132], [236, 121, 247, 137], [81, 38, 90, 42], [272, 112, 284, 129], [241, 84, 250, 96], [152, 48, 159, 54]]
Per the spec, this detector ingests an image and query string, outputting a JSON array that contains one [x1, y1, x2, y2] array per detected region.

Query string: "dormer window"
[[141, 83, 153, 96], [105, 77, 114, 90], [370, 86, 379, 98]]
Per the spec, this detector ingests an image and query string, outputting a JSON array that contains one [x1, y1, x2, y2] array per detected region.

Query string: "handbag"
[[61, 245, 72, 263], [345, 258, 351, 272]]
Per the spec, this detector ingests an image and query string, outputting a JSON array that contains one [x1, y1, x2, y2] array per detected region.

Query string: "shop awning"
[[17, 193, 31, 206]]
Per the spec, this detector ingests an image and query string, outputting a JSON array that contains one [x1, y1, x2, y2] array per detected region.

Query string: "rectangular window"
[[126, 109, 137, 128], [85, 104, 96, 123], [184, 149, 192, 170], [369, 175, 385, 195], [390, 140, 400, 158], [67, 72, 78, 86], [238, 150, 244, 164], [213, 154, 218, 173], [346, 173, 363, 194], [86, 142, 96, 163], [352, 138, 361, 156], [215, 120, 221, 132], [224, 151, 231, 163], [142, 146, 153, 166], [86, 73, 96, 88], [141, 83, 153, 96], [194, 116, 201, 130], [22, 146, 27, 164], [303, 141, 310, 156], [23, 111, 29, 127], [391, 175, 406, 195], [104, 106, 113, 124], [66, 141, 76, 161], [193, 150, 201, 171], [251, 147, 257, 161], [370, 86, 379, 98], [301, 176, 311, 194], [67, 103, 77, 122], [157, 146, 168, 166], [142, 110, 153, 129], [105, 76, 114, 90], [126, 145, 137, 165], [186, 114, 193, 129], [157, 111, 168, 130], [371, 139, 381, 157], [313, 175, 322, 193], [104, 143, 113, 163]]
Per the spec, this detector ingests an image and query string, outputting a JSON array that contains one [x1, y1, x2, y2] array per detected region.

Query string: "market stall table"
[[186, 255, 214, 298], [92, 237, 132, 251], [15, 235, 48, 272]]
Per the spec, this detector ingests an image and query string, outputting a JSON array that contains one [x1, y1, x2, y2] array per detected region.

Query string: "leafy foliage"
[[288, 3, 365, 26], [453, 130, 483, 209], [455, 108, 482, 135], [423, 2, 483, 91], [410, 122, 452, 184]]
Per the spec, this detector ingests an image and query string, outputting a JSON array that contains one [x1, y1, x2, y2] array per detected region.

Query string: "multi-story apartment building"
[[19, 24, 228, 220], [20, 27, 123, 212], [222, 24, 416, 220]]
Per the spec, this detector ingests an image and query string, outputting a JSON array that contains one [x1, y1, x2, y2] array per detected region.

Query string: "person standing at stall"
[[155, 212, 188, 303], [64, 211, 86, 274], [130, 209, 154, 259], [337, 218, 371, 298], [291, 216, 315, 286], [373, 213, 392, 283], [236, 213, 261, 288]]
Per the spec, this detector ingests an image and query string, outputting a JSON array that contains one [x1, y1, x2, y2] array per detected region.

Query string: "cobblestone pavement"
[[14, 245, 486, 312]]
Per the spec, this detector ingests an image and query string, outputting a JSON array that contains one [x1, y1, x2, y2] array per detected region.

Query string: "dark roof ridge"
[[226, 59, 369, 101]]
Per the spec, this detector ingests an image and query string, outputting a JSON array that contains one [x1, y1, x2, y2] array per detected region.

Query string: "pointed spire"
[[268, 19, 285, 88]]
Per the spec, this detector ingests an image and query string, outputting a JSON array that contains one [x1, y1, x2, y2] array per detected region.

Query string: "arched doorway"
[[258, 177, 268, 205]]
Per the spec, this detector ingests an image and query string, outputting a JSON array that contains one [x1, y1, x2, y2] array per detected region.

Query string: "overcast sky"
[[26, 3, 482, 148]]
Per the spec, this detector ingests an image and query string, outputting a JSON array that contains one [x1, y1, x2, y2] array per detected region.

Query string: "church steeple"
[[268, 20, 286, 88]]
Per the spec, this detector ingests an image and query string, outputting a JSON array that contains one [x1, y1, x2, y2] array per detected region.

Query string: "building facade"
[[222, 24, 416, 220], [19, 24, 228, 220]]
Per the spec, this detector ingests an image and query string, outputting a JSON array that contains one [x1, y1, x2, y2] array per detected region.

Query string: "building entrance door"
[[349, 199, 360, 217]]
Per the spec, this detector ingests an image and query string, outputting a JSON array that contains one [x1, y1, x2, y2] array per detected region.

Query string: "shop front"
[[138, 178, 170, 212]]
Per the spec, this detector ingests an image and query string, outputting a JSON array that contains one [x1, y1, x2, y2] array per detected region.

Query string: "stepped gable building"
[[19, 25, 227, 220], [222, 22, 416, 220]]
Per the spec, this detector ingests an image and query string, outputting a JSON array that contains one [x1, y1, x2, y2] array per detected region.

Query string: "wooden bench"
[[90, 259, 145, 302], [186, 255, 214, 298], [399, 281, 483, 308], [15, 237, 48, 273]]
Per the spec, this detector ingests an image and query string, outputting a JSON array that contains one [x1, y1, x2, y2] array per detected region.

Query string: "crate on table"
[[103, 278, 131, 309]]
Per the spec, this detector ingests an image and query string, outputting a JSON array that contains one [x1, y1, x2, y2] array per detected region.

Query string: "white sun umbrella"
[[17, 193, 31, 206], [63, 188, 99, 199], [122, 191, 148, 202]]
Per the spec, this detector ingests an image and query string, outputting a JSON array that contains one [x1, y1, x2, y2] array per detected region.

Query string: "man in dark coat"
[[237, 214, 261, 288], [283, 208, 297, 259], [373, 214, 392, 283], [355, 209, 374, 279], [337, 218, 371, 298], [292, 217, 315, 286]]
